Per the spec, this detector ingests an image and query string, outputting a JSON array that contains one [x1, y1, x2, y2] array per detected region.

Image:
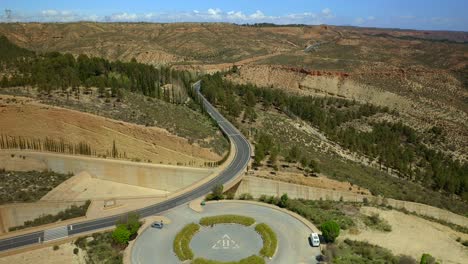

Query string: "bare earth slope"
[[0, 95, 220, 166]]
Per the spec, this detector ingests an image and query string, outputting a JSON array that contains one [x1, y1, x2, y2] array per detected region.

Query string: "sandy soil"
[[0, 95, 220, 167], [41, 171, 169, 201], [0, 242, 85, 264], [254, 170, 370, 195], [343, 207, 468, 264]]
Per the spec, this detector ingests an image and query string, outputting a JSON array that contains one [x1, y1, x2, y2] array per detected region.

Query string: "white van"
[[309, 233, 320, 247]]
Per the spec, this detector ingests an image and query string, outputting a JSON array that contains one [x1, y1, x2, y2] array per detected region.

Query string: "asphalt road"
[[0, 80, 252, 253], [131, 202, 320, 264]]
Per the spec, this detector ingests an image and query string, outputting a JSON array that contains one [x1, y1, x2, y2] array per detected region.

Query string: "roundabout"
[[131, 201, 320, 264]]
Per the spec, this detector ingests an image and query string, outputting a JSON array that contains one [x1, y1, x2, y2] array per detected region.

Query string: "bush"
[[173, 223, 200, 261], [206, 184, 224, 200], [199, 215, 255, 226], [193, 255, 265, 264], [420, 253, 438, 264], [112, 224, 131, 245], [73, 247, 79, 255], [255, 223, 277, 257], [238, 193, 253, 200], [53, 245, 59, 251], [320, 220, 340, 243], [362, 213, 392, 232], [278, 193, 289, 208]]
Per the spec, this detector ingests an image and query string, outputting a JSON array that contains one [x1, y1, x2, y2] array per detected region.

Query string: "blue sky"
[[1, 0, 467, 31]]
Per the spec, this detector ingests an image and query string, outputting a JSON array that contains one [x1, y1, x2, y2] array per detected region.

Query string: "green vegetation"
[[0, 35, 34, 61], [205, 184, 225, 200], [111, 225, 131, 245], [324, 239, 411, 264], [259, 196, 355, 229], [200, 73, 468, 214], [420, 253, 440, 264], [9, 200, 91, 231], [173, 223, 200, 261], [0, 169, 73, 204], [75, 232, 123, 264], [361, 213, 392, 232], [192, 255, 265, 264], [111, 213, 141, 245], [320, 220, 341, 243], [255, 223, 277, 258], [199, 215, 255, 227]]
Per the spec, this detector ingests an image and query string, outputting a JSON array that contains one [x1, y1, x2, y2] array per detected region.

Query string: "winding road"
[[0, 80, 252, 253]]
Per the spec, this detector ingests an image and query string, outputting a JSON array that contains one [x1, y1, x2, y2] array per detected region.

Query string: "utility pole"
[[4, 9, 12, 21]]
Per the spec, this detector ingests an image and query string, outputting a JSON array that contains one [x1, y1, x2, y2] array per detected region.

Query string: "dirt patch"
[[0, 242, 85, 264], [343, 207, 468, 263], [254, 170, 370, 195], [0, 95, 220, 167], [41, 171, 168, 201]]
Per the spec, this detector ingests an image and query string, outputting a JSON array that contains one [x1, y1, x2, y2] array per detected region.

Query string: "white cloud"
[[110, 12, 138, 21], [250, 10, 266, 20], [227, 11, 246, 20], [367, 16, 376, 21], [354, 17, 365, 25], [321, 8, 334, 18], [207, 8, 222, 19]]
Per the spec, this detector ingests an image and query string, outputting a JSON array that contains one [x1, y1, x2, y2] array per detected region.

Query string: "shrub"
[[112, 224, 131, 245], [398, 255, 417, 264], [173, 223, 200, 261], [238, 193, 253, 200], [255, 223, 277, 257], [320, 220, 340, 243], [278, 193, 289, 208], [192, 255, 265, 264], [199, 215, 255, 226], [206, 184, 224, 200], [420, 253, 439, 264], [259, 194, 268, 202], [53, 245, 59, 251], [73, 247, 79, 255], [363, 213, 392, 232]]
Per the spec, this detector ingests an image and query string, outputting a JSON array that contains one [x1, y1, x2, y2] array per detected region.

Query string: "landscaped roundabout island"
[[173, 215, 277, 264], [131, 201, 320, 264]]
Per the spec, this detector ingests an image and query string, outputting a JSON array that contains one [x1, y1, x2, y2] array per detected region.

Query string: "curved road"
[[0, 81, 252, 252]]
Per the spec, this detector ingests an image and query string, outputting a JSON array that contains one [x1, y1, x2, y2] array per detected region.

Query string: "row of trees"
[[200, 73, 467, 199], [0, 134, 130, 159]]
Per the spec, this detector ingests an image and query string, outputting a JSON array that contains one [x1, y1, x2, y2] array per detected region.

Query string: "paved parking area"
[[131, 202, 320, 264]]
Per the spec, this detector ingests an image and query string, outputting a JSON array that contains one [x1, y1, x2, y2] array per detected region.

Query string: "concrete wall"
[[0, 150, 214, 192], [0, 201, 85, 233], [236, 176, 468, 228]]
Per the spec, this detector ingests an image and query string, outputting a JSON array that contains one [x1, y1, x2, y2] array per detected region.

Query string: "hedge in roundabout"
[[255, 223, 278, 258], [173, 223, 200, 261], [173, 215, 276, 264], [199, 214, 255, 227], [192, 255, 265, 264]]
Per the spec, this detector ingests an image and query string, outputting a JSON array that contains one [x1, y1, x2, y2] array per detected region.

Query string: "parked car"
[[151, 221, 164, 229], [309, 233, 320, 247]]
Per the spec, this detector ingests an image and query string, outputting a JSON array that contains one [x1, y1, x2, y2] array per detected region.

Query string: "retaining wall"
[[236, 176, 468, 228], [0, 150, 214, 192]]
